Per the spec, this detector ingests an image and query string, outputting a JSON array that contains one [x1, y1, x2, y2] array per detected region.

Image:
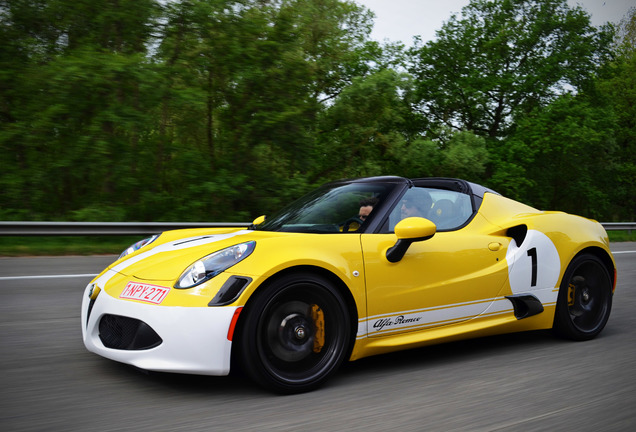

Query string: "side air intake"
[[505, 294, 544, 320], [507, 225, 528, 247]]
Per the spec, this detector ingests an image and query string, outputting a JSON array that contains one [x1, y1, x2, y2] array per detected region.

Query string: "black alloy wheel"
[[238, 273, 351, 393], [554, 254, 613, 341]]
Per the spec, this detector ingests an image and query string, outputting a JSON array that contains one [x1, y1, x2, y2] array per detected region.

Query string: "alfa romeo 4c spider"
[[82, 176, 616, 393]]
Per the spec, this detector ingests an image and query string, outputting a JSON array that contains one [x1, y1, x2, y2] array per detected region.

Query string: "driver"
[[343, 197, 379, 232], [358, 197, 378, 222]]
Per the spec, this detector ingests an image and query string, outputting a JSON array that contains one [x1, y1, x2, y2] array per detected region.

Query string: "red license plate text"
[[120, 282, 170, 305]]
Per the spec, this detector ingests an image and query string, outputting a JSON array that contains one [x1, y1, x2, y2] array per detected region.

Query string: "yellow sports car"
[[82, 176, 616, 393]]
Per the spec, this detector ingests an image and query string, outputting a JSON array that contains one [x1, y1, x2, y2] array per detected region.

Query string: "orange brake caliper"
[[310, 304, 325, 353], [567, 282, 576, 306]]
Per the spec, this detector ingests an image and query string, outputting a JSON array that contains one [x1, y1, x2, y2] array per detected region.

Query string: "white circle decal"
[[506, 230, 560, 295]]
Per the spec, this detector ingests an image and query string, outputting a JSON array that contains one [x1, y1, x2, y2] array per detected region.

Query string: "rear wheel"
[[238, 273, 351, 393], [553, 254, 613, 341]]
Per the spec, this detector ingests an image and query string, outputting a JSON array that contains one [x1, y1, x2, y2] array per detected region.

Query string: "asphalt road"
[[1, 243, 635, 431]]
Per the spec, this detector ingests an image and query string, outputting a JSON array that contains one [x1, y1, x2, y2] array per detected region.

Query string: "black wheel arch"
[[231, 265, 359, 367]]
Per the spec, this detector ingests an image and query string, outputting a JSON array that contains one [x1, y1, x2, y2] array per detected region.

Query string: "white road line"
[[613, 251, 636, 254], [0, 274, 97, 281]]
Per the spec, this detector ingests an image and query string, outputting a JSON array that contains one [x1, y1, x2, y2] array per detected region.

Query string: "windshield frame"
[[255, 177, 409, 234]]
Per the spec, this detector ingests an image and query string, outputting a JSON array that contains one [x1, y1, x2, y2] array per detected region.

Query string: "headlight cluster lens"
[[175, 241, 256, 289], [119, 234, 160, 259]]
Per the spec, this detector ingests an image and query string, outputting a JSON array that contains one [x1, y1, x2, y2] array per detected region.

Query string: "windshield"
[[256, 182, 395, 233]]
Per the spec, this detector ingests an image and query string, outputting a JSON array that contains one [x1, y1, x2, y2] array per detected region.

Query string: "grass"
[[0, 231, 633, 257], [0, 236, 141, 256], [607, 230, 636, 242]]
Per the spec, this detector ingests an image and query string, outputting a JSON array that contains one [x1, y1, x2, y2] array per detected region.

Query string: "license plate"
[[120, 282, 170, 305]]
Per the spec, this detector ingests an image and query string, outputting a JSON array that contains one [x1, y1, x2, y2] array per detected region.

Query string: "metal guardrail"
[[601, 222, 636, 232], [0, 221, 633, 236], [0, 221, 250, 236]]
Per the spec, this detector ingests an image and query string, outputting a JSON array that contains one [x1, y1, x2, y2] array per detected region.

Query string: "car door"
[[361, 187, 512, 337]]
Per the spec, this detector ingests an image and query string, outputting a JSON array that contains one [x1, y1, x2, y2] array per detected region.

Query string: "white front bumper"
[[81, 280, 237, 376]]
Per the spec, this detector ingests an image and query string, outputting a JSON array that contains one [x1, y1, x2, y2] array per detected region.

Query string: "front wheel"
[[553, 254, 613, 341], [237, 273, 351, 393]]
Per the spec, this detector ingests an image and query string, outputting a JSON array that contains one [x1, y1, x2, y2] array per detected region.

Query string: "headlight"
[[175, 241, 256, 289], [119, 234, 159, 259]]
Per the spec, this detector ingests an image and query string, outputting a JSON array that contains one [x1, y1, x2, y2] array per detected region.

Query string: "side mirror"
[[251, 215, 266, 226], [386, 217, 436, 263]]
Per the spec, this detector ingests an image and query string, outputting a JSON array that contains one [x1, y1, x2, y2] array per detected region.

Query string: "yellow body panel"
[[361, 227, 510, 329], [478, 193, 613, 285], [349, 193, 613, 361], [99, 230, 367, 313]]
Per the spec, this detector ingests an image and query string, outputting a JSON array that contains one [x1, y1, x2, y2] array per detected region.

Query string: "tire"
[[553, 254, 613, 341], [237, 273, 351, 393]]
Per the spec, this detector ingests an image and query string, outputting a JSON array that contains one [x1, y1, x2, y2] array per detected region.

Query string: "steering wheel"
[[341, 217, 364, 232]]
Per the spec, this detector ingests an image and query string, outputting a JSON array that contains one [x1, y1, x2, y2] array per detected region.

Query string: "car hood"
[[112, 229, 257, 281]]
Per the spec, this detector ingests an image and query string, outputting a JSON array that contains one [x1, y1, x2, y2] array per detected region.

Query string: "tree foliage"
[[0, 0, 634, 223], [406, 0, 629, 219], [408, 0, 613, 139]]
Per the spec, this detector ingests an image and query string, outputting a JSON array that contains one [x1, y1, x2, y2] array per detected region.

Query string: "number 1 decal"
[[527, 247, 537, 287], [507, 230, 559, 295]]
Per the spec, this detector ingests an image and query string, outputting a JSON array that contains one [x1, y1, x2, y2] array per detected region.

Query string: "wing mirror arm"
[[386, 217, 436, 263], [386, 239, 416, 263]]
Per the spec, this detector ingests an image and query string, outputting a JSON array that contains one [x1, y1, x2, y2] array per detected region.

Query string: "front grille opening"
[[99, 314, 162, 350]]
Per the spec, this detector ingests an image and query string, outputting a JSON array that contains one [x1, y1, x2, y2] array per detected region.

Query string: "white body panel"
[[81, 281, 236, 376]]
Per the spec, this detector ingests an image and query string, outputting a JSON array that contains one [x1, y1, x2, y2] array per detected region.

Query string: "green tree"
[[439, 131, 489, 181], [0, 0, 161, 220], [406, 0, 623, 217], [1, 0, 378, 221], [3, 0, 629, 224], [315, 69, 414, 179], [505, 94, 617, 218], [152, 0, 377, 218], [599, 7, 636, 220], [408, 0, 613, 139]]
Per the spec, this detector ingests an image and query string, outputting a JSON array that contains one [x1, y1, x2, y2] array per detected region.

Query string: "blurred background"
[[1, 0, 634, 224], [1, 4, 635, 429]]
